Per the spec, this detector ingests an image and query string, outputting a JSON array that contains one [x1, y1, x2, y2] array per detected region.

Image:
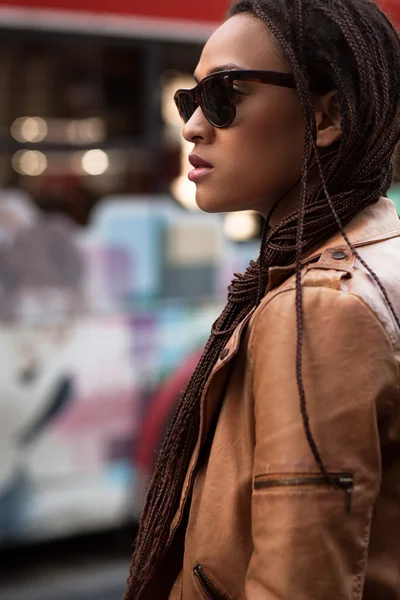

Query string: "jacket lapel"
[[167, 307, 255, 544]]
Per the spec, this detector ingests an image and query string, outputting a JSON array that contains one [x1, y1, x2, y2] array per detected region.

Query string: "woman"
[[125, 0, 400, 598]]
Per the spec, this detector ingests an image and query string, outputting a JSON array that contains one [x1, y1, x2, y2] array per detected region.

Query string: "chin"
[[195, 190, 245, 214], [195, 193, 223, 213]]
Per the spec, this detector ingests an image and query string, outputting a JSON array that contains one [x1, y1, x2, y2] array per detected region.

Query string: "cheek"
[[194, 95, 305, 213], [238, 100, 305, 197]]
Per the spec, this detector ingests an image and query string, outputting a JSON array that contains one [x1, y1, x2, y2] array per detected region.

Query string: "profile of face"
[[182, 14, 340, 218]]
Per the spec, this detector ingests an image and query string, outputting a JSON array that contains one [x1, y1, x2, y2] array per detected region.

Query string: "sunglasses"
[[174, 69, 296, 129]]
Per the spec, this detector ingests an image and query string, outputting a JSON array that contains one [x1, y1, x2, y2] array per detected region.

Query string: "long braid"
[[125, 0, 400, 597]]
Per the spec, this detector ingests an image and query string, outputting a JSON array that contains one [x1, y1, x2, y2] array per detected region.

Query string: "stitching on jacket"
[[352, 228, 400, 245], [351, 505, 375, 599], [248, 285, 296, 355], [302, 268, 352, 291], [304, 261, 353, 275], [347, 293, 400, 416], [347, 290, 400, 355], [303, 228, 400, 265]]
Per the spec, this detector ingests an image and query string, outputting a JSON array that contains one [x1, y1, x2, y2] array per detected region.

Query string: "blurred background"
[[0, 1, 399, 599]]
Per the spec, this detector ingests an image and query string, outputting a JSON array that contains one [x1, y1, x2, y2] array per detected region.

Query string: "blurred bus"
[[0, 189, 260, 545], [0, 0, 238, 546]]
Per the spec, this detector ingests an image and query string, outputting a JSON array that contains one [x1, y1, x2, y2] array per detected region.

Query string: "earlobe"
[[314, 89, 342, 148]]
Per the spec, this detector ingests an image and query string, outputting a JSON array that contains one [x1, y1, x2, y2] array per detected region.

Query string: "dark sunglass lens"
[[201, 77, 233, 127], [175, 91, 196, 123]]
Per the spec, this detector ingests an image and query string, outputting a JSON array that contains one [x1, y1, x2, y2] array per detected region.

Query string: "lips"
[[187, 153, 214, 183], [189, 154, 213, 169]]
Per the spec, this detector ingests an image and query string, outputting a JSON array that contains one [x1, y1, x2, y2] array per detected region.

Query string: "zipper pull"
[[337, 475, 353, 515]]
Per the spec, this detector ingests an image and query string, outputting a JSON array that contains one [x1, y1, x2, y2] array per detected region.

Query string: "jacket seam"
[[346, 292, 400, 416], [352, 228, 400, 245], [248, 285, 296, 355], [272, 230, 400, 286], [352, 504, 375, 599], [346, 291, 399, 351], [303, 228, 400, 265], [247, 286, 298, 421]]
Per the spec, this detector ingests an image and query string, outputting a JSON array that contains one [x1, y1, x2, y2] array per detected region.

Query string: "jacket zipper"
[[193, 565, 229, 600], [254, 473, 354, 514]]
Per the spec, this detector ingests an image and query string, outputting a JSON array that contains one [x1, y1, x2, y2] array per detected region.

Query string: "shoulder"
[[247, 260, 400, 423], [249, 282, 388, 354], [248, 241, 400, 358]]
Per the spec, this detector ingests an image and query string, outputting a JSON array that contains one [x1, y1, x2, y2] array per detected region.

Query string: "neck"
[[263, 149, 337, 226]]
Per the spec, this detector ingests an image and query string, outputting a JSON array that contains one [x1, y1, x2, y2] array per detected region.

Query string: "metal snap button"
[[332, 250, 347, 260], [220, 348, 229, 360]]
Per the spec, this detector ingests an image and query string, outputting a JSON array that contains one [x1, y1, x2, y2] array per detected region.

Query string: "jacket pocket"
[[254, 472, 353, 514], [193, 564, 232, 600]]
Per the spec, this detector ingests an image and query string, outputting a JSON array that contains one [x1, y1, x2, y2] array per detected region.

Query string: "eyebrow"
[[193, 63, 244, 83]]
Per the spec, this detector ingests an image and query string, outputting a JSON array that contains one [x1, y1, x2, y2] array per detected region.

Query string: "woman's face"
[[182, 14, 305, 217]]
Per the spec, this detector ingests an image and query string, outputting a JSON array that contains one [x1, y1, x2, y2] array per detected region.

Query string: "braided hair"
[[125, 1, 400, 597]]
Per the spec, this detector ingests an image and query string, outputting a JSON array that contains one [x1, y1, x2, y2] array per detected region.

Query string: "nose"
[[182, 106, 215, 144]]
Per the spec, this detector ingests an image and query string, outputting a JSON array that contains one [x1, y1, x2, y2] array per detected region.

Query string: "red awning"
[[0, 0, 228, 40], [0, 0, 398, 38], [1, 0, 398, 22], [0, 0, 228, 23]]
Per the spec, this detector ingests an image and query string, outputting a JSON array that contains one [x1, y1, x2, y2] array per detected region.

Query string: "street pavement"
[[0, 529, 134, 600], [1, 560, 129, 600]]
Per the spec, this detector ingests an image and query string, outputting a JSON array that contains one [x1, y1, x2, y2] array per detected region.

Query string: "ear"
[[314, 89, 342, 148]]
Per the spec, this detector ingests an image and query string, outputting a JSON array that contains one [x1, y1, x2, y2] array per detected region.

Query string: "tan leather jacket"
[[143, 198, 400, 600]]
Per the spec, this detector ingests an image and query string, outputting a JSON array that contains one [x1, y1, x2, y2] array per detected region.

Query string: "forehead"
[[195, 14, 287, 79]]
